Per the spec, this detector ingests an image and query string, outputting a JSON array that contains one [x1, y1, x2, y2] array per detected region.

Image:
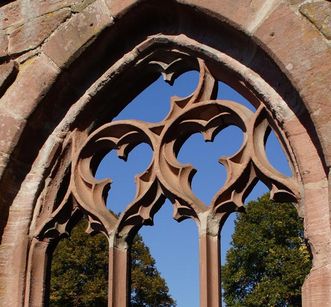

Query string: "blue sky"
[[96, 71, 291, 306]]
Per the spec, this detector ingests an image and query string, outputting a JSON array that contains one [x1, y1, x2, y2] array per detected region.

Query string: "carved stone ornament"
[[29, 50, 300, 307], [70, 52, 299, 240]]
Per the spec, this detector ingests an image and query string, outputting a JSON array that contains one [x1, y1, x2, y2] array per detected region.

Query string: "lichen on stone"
[[300, 1, 331, 40]]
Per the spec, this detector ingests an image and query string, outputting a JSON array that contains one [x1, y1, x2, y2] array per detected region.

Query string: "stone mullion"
[[199, 230, 221, 307], [24, 239, 51, 307], [108, 243, 129, 307]]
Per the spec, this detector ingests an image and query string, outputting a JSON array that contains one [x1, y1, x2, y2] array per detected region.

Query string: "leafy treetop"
[[50, 219, 176, 307], [222, 194, 312, 307]]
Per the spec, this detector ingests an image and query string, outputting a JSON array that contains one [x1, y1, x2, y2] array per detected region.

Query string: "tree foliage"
[[50, 219, 176, 306], [222, 194, 312, 307], [130, 234, 176, 306]]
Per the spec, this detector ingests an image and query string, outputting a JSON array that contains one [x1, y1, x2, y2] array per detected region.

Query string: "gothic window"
[[32, 50, 299, 306]]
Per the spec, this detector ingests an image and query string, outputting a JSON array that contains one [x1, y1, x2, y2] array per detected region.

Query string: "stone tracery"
[[71, 54, 299, 238], [30, 52, 301, 306], [0, 0, 328, 304]]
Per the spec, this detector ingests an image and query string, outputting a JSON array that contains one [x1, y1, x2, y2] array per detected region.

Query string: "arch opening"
[[28, 48, 307, 306], [1, 3, 326, 307]]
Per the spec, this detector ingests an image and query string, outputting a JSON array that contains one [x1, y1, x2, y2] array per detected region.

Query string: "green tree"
[[130, 235, 176, 307], [50, 219, 176, 307], [222, 194, 312, 307]]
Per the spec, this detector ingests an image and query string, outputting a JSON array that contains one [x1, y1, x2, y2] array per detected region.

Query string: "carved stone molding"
[[29, 49, 300, 307], [71, 54, 299, 242]]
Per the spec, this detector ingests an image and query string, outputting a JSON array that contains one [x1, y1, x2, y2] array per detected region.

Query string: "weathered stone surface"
[[176, 0, 280, 32], [287, 0, 305, 5], [283, 116, 326, 185], [0, 109, 25, 156], [71, 0, 96, 12], [0, 2, 21, 30], [0, 31, 8, 58], [105, 0, 142, 18], [0, 0, 77, 31], [254, 3, 331, 164], [27, 0, 76, 17], [0, 54, 59, 119], [0, 61, 17, 95], [0, 1, 330, 306], [43, 0, 112, 68], [303, 265, 331, 307], [300, 1, 331, 40], [8, 8, 71, 55], [254, 3, 331, 88]]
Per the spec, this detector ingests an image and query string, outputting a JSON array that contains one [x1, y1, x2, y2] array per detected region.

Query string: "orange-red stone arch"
[[0, 1, 330, 306]]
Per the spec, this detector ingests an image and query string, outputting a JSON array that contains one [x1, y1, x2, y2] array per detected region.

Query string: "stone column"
[[108, 240, 129, 307]]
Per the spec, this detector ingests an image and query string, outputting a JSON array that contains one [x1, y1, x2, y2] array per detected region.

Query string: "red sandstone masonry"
[[43, 0, 113, 68], [0, 109, 25, 156], [0, 0, 77, 31], [0, 61, 16, 91], [254, 3, 331, 166], [303, 265, 331, 306], [1, 54, 59, 120], [283, 116, 326, 185], [8, 8, 71, 55], [0, 30, 8, 58], [300, 1, 331, 40], [254, 3, 331, 95], [105, 0, 144, 18], [0, 1, 330, 306], [177, 0, 279, 32], [0, 1, 101, 57], [0, 2, 23, 30]]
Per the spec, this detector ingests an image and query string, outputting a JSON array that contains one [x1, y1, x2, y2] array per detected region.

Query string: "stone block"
[[254, 3, 331, 164], [43, 0, 113, 68], [105, 0, 143, 18], [254, 3, 331, 89], [176, 0, 279, 32], [71, 0, 97, 12], [8, 8, 71, 55], [303, 265, 331, 307], [0, 30, 8, 58], [0, 109, 26, 156], [0, 2, 21, 30], [0, 61, 17, 95], [300, 1, 331, 40], [0, 0, 77, 30], [1, 53, 59, 120], [283, 115, 326, 184], [303, 186, 329, 244], [287, 0, 305, 5], [28, 0, 77, 18]]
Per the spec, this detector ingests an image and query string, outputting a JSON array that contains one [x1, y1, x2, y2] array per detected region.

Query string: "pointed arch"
[[0, 1, 330, 306]]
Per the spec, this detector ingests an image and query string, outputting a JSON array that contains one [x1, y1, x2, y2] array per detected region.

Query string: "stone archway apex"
[[0, 0, 330, 172], [0, 0, 330, 306]]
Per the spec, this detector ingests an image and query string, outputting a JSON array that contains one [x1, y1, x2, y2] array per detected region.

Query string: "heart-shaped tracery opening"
[[95, 143, 153, 215], [177, 125, 244, 205]]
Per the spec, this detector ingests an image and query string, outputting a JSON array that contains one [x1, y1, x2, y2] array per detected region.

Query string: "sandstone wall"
[[0, 0, 330, 306]]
